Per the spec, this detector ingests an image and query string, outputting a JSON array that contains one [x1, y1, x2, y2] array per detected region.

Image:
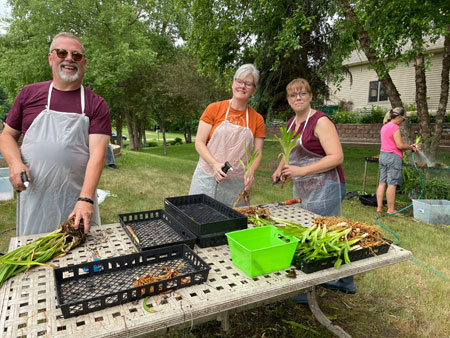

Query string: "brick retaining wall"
[[266, 124, 450, 145]]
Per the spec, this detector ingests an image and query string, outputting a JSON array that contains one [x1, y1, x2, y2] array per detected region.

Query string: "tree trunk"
[[337, 0, 412, 145], [414, 51, 433, 160], [132, 110, 140, 151], [159, 119, 168, 155], [115, 112, 123, 148], [431, 28, 450, 159], [184, 123, 192, 144]]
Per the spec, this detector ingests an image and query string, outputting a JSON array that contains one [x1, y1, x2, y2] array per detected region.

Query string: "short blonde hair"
[[49, 32, 85, 53], [286, 78, 312, 98]]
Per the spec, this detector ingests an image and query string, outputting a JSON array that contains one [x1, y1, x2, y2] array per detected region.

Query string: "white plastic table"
[[0, 205, 412, 338]]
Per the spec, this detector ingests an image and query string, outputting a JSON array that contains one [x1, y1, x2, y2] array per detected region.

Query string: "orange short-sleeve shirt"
[[200, 100, 266, 142]]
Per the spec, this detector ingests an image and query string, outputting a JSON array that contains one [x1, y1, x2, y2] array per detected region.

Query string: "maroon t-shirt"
[[287, 111, 345, 183], [6, 80, 111, 136]]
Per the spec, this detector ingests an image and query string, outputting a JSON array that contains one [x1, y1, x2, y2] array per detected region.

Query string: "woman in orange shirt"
[[189, 64, 265, 207]]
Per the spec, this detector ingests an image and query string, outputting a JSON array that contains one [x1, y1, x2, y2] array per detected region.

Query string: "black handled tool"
[[21, 171, 29, 188], [214, 161, 233, 199]]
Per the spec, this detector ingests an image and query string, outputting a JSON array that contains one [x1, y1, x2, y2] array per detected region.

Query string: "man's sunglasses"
[[51, 48, 85, 62]]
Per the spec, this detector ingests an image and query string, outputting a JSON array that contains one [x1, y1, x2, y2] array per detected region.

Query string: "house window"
[[368, 81, 388, 102]]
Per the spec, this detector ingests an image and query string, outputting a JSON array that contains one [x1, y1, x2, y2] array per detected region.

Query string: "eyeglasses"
[[51, 48, 85, 62], [288, 91, 309, 99], [234, 78, 255, 88]]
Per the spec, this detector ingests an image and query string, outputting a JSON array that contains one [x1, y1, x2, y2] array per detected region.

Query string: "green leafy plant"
[[274, 127, 301, 187], [239, 141, 260, 181], [275, 127, 301, 165], [233, 141, 260, 207]]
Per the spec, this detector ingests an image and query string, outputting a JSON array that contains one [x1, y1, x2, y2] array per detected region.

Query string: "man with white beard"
[[0, 32, 111, 236]]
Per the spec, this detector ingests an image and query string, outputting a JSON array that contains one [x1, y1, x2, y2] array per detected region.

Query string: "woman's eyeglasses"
[[288, 91, 309, 99], [234, 78, 255, 88], [51, 48, 85, 62]]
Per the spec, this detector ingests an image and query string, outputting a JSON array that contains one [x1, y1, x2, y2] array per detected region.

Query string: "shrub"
[[401, 166, 450, 199], [169, 137, 183, 145], [358, 105, 387, 124], [332, 110, 358, 124], [147, 141, 158, 147]]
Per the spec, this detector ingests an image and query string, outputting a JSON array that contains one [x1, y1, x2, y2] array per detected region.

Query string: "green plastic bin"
[[226, 226, 299, 277]]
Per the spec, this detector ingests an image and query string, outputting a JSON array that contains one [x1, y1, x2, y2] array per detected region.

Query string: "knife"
[[257, 198, 301, 208]]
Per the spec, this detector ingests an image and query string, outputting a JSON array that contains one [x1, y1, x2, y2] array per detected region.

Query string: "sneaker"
[[322, 277, 356, 294], [108, 164, 118, 169]]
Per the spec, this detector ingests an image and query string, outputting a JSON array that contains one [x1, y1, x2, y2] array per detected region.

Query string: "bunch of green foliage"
[[401, 166, 450, 199], [332, 110, 358, 124], [169, 137, 183, 145], [358, 106, 387, 124]]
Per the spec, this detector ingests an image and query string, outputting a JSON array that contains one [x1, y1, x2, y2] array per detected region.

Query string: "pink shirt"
[[380, 123, 402, 158]]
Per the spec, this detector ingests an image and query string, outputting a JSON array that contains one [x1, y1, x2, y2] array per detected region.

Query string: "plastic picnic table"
[[0, 204, 412, 338]]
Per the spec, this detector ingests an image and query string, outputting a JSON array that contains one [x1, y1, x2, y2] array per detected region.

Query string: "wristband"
[[77, 197, 94, 204]]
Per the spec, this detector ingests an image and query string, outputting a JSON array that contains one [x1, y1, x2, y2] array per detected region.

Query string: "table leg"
[[362, 159, 368, 194], [306, 287, 351, 338], [217, 311, 230, 331]]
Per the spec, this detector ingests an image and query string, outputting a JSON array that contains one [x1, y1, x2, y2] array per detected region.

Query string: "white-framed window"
[[368, 81, 388, 102]]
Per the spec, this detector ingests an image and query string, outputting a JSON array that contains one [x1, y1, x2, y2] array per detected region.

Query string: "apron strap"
[[287, 109, 312, 145], [47, 82, 85, 115], [225, 99, 249, 129]]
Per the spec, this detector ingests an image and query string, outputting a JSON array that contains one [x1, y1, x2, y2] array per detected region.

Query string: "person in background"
[[189, 64, 265, 207], [0, 32, 111, 236], [376, 107, 419, 214], [272, 78, 355, 300], [106, 144, 118, 169]]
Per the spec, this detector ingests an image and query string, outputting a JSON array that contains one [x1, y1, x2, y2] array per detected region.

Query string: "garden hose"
[[374, 152, 449, 281]]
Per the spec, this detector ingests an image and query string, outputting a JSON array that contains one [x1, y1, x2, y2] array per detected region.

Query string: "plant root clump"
[[59, 218, 87, 248]]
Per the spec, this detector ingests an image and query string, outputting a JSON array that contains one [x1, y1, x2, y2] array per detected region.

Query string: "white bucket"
[[0, 168, 14, 201]]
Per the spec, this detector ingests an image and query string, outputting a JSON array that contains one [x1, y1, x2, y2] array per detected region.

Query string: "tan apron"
[[288, 111, 342, 216], [189, 100, 254, 207], [18, 82, 100, 235]]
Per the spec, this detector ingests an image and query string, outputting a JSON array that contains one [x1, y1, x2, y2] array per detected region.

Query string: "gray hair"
[[234, 64, 260, 87], [383, 107, 405, 124], [49, 32, 85, 53]]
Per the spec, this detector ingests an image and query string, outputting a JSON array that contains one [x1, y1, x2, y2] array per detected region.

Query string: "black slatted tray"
[[54, 244, 210, 318], [196, 231, 229, 248], [119, 209, 196, 251], [164, 194, 247, 236], [293, 240, 392, 274]]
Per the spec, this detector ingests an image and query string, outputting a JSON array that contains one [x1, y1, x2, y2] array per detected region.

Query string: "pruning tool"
[[16, 171, 30, 236], [213, 161, 233, 200], [257, 198, 301, 208]]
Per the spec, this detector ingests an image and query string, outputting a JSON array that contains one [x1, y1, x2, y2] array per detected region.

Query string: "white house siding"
[[326, 51, 448, 112]]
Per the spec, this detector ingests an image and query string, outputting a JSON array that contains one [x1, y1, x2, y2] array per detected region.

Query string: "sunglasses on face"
[[51, 48, 85, 62], [288, 91, 309, 99]]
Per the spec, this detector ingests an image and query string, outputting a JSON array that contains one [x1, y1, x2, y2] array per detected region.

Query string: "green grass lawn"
[[0, 141, 449, 337]]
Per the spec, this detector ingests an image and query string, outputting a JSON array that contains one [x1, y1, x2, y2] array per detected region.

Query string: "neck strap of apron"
[[47, 82, 85, 115], [226, 99, 249, 128], [287, 108, 312, 145]]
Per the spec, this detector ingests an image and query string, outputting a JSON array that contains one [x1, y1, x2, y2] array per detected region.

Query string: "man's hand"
[[69, 200, 93, 234], [10, 165, 31, 191]]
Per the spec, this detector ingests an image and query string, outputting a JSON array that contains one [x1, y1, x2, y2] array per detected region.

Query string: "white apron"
[[18, 82, 100, 236], [189, 100, 254, 207], [288, 111, 342, 216]]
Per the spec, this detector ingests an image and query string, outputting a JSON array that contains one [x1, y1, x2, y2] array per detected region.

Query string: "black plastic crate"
[[164, 194, 247, 236], [119, 209, 197, 251], [54, 244, 210, 318], [196, 232, 229, 248], [293, 240, 392, 274]]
